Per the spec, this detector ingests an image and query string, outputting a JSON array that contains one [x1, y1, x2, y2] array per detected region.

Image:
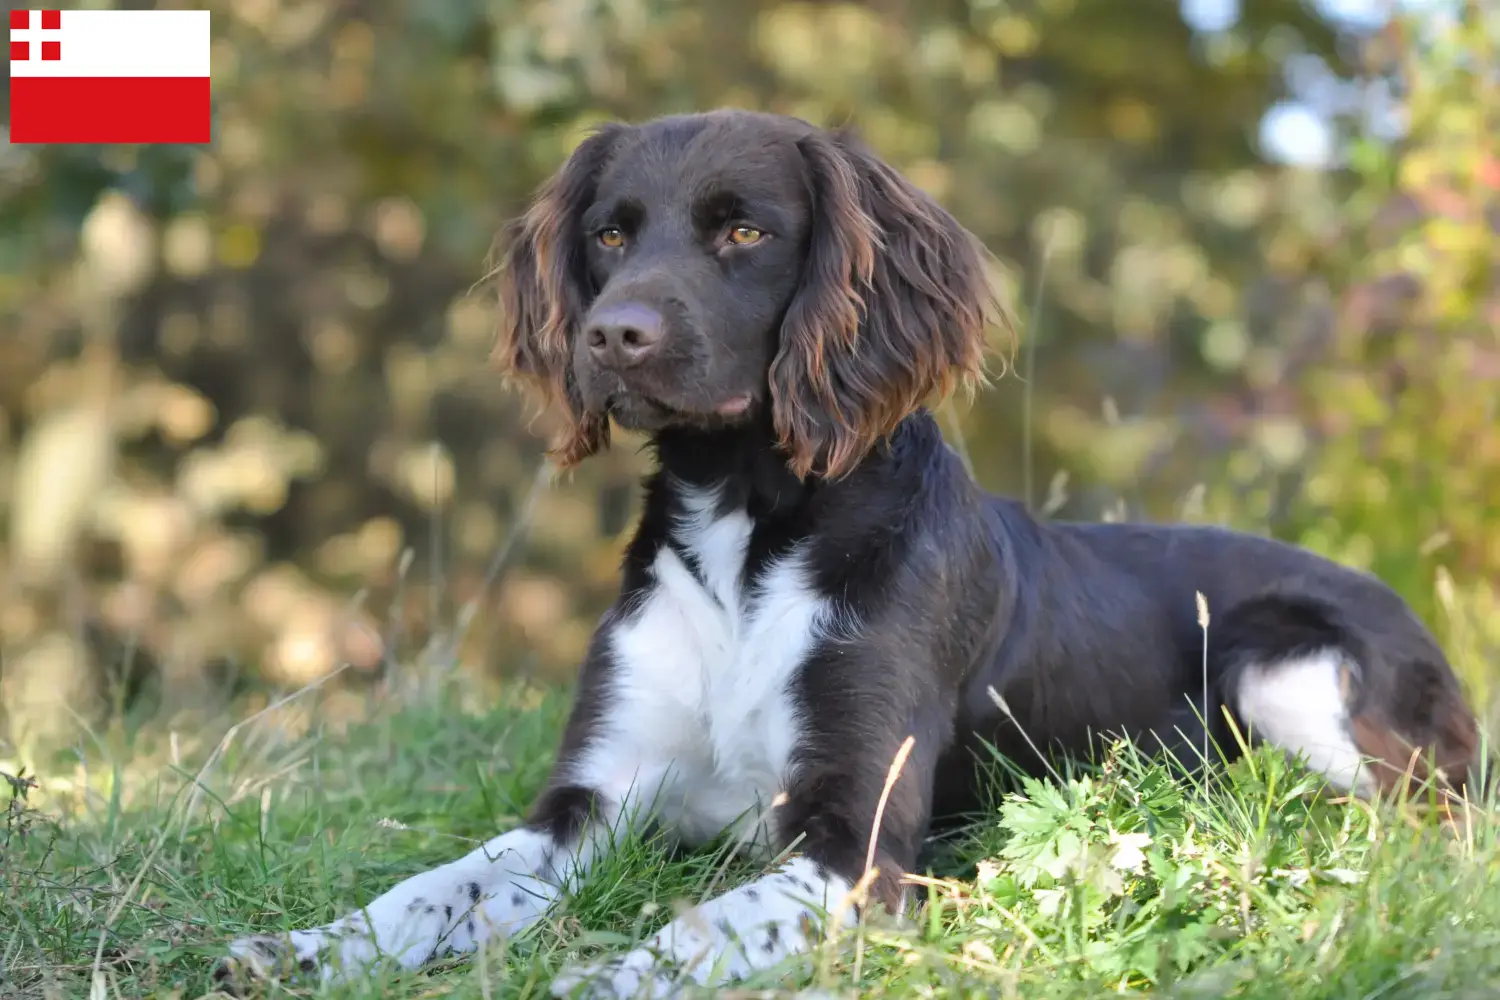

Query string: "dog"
[[219, 109, 1479, 997]]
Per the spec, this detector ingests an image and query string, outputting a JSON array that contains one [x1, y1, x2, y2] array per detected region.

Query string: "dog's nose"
[[585, 303, 665, 369]]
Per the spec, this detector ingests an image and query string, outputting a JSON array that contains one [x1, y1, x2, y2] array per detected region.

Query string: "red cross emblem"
[[10, 10, 63, 63]]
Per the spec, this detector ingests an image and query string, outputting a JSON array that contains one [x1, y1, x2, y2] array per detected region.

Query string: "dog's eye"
[[726, 226, 764, 247], [597, 227, 626, 249]]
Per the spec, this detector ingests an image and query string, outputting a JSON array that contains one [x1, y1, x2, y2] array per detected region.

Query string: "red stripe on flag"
[[9, 77, 211, 144]]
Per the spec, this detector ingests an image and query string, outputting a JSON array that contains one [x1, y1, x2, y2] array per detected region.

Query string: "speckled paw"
[[213, 933, 322, 991], [550, 948, 686, 999]]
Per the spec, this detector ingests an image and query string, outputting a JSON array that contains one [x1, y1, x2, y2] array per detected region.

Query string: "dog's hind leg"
[[1231, 645, 1383, 795], [1217, 591, 1478, 798]]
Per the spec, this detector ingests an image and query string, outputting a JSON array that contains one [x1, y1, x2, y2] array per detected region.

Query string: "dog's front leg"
[[552, 704, 937, 999], [217, 782, 620, 986]]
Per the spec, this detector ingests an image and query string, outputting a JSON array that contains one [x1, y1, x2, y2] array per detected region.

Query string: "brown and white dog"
[[220, 109, 1478, 997]]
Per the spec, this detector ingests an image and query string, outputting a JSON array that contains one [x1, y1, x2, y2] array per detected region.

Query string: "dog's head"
[[492, 109, 1001, 478]]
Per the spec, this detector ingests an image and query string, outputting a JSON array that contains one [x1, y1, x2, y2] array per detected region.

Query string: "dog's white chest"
[[594, 486, 831, 849]]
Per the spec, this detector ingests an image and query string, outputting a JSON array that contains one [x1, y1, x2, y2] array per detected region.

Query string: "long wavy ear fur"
[[771, 127, 1003, 479], [490, 125, 626, 467]]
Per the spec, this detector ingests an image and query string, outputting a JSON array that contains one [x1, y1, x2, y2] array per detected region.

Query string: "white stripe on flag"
[[9, 10, 210, 79]]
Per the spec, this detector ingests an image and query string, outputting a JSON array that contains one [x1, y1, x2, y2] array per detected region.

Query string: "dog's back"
[[948, 503, 1478, 814]]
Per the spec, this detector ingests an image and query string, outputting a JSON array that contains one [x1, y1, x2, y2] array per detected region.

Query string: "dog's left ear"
[[772, 127, 1001, 479]]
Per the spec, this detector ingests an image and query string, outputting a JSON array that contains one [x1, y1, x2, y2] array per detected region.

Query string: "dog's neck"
[[643, 408, 951, 526], [619, 408, 996, 618], [655, 411, 941, 507], [649, 413, 816, 522]]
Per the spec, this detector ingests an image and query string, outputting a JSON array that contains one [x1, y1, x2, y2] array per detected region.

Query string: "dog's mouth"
[[603, 390, 756, 429], [712, 394, 753, 417]]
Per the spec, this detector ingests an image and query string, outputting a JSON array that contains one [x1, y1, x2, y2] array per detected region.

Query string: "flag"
[[9, 9, 211, 144]]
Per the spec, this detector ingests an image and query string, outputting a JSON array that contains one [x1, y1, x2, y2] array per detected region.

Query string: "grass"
[[3, 665, 1499, 1000]]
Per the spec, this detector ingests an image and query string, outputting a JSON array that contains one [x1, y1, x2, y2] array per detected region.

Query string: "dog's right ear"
[[491, 124, 627, 467]]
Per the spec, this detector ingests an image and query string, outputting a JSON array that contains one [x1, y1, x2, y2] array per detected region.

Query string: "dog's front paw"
[[550, 948, 683, 999], [212, 930, 330, 989], [214, 924, 381, 991]]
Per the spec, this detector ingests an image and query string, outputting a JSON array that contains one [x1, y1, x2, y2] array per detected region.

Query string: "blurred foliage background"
[[0, 0, 1495, 752]]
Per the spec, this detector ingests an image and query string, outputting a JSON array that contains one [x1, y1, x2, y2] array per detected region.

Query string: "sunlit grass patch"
[[2, 677, 1497, 999]]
